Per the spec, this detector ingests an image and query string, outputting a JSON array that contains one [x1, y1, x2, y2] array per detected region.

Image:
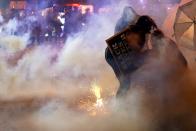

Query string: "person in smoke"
[[115, 6, 139, 33], [105, 14, 158, 97], [64, 7, 82, 35], [30, 21, 42, 44], [150, 29, 188, 71]]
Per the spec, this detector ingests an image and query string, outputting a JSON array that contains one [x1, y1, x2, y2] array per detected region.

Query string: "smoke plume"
[[0, 0, 195, 131]]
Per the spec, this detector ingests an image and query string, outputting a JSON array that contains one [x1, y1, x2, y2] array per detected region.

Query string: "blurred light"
[[63, 3, 94, 14], [82, 23, 85, 26], [9, 1, 26, 9], [57, 13, 65, 25], [80, 5, 94, 14], [98, 7, 111, 13], [45, 33, 49, 37], [64, 3, 80, 7], [61, 26, 64, 30], [140, 0, 144, 3]]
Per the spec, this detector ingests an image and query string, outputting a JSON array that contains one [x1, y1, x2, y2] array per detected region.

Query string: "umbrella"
[[174, 0, 196, 49]]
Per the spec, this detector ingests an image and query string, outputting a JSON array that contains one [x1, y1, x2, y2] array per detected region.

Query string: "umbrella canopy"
[[174, 0, 196, 49]]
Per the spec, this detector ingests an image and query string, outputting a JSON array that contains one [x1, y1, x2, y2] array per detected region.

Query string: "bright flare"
[[91, 82, 104, 108], [78, 82, 107, 116]]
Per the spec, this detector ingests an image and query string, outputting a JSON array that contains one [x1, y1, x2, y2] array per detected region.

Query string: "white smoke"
[[0, 0, 195, 131]]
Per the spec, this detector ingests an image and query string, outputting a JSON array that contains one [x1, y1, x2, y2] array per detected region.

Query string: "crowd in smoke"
[[0, 5, 91, 46], [0, 0, 195, 131]]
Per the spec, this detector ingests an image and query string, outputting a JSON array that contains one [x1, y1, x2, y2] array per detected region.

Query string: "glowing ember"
[[91, 82, 104, 108], [77, 82, 108, 116]]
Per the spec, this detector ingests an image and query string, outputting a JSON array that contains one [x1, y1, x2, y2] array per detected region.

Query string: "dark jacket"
[[105, 25, 148, 96]]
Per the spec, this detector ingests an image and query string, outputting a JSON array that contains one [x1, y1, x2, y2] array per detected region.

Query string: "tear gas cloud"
[[0, 0, 196, 131]]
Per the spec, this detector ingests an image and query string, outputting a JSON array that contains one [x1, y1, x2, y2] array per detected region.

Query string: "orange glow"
[[10, 1, 26, 9], [64, 3, 80, 7], [91, 82, 104, 108], [63, 3, 94, 14], [77, 82, 109, 116], [80, 5, 94, 14]]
